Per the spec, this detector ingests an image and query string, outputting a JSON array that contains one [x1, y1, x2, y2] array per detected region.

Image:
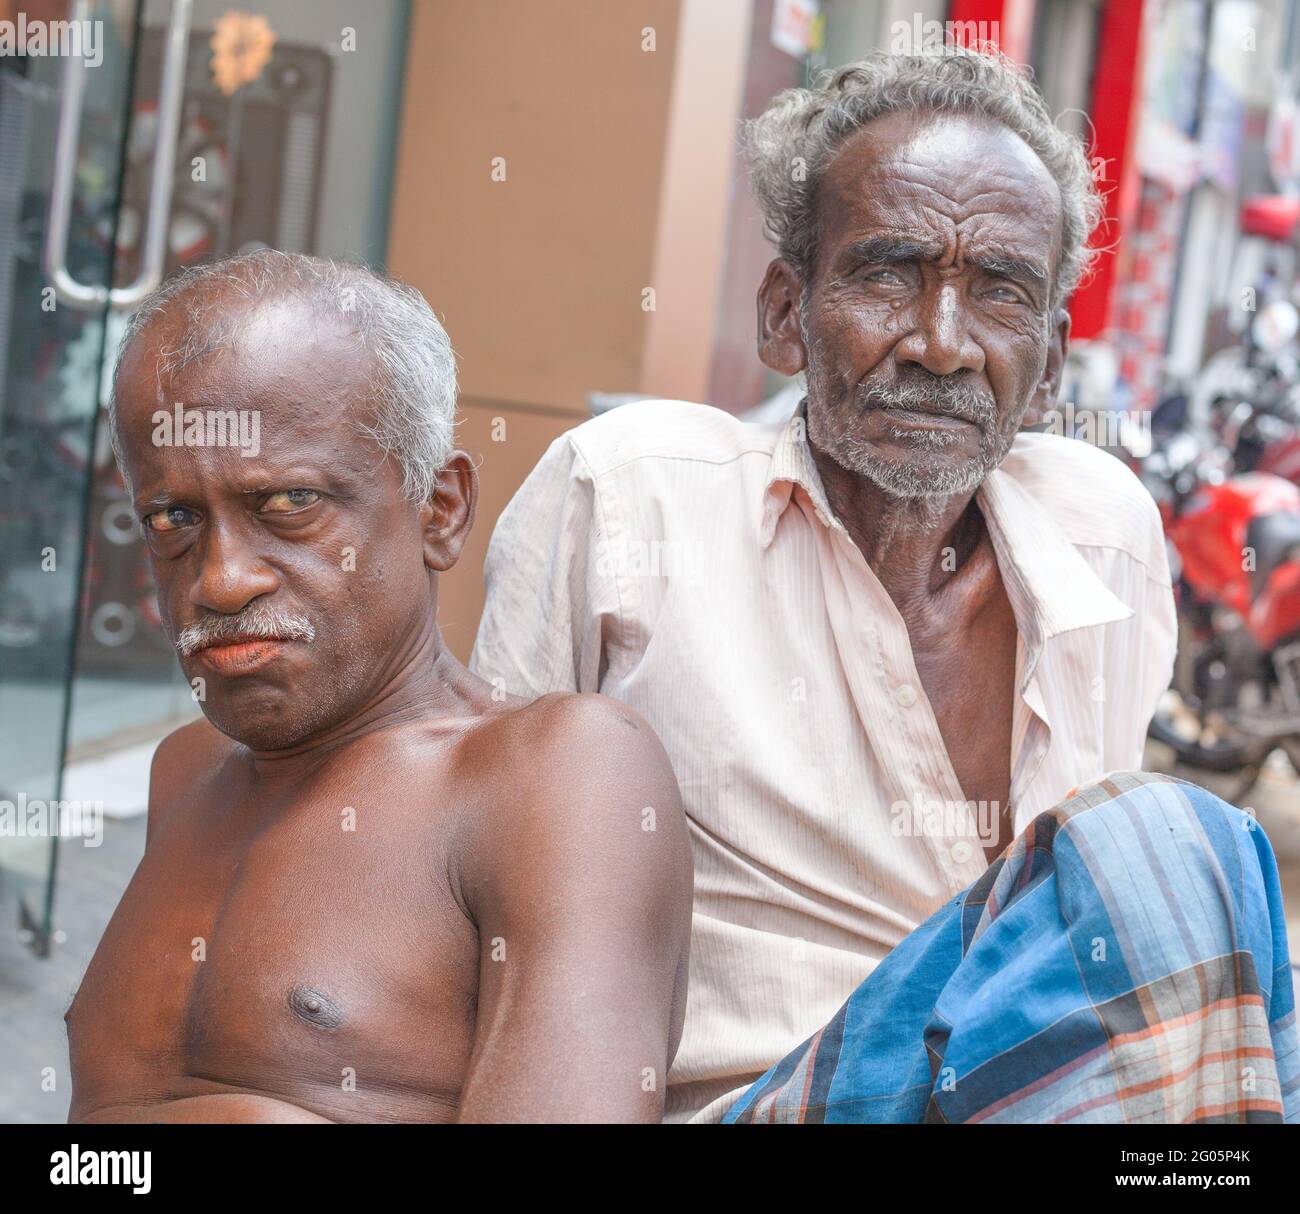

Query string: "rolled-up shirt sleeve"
[[469, 432, 618, 697]]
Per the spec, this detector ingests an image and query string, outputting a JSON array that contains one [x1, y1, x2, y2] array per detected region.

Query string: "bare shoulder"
[[151, 715, 236, 780], [456, 691, 690, 905], [504, 689, 669, 754], [468, 691, 683, 815], [146, 717, 239, 842]]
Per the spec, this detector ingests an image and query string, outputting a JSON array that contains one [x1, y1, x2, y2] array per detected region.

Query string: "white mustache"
[[861, 378, 997, 426], [174, 606, 316, 656]]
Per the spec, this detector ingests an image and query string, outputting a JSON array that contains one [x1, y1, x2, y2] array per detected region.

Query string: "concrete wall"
[[387, 0, 751, 660]]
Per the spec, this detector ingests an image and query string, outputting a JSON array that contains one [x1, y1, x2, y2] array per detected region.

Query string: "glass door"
[[0, 0, 413, 1124], [0, 0, 191, 955], [0, 0, 408, 960]]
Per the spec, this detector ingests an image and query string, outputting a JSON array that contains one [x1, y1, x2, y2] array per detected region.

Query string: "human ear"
[[420, 451, 477, 571], [757, 259, 809, 376]]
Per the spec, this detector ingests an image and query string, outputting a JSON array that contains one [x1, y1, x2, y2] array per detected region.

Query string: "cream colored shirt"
[[469, 400, 1177, 1123]]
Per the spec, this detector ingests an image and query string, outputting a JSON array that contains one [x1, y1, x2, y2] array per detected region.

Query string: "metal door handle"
[[42, 0, 193, 311]]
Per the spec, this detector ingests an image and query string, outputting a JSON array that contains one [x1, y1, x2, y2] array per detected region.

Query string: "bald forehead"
[[118, 286, 367, 411], [110, 285, 393, 499]]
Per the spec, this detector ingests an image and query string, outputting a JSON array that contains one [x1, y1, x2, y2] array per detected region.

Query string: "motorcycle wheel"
[[1148, 606, 1273, 774], [1147, 711, 1260, 770]]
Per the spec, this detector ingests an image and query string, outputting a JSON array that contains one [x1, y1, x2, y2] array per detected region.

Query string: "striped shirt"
[[469, 399, 1178, 1123]]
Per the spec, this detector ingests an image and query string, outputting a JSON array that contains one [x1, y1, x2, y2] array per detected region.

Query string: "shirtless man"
[[66, 251, 692, 1124]]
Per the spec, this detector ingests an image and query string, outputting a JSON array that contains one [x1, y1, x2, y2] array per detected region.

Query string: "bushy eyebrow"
[[844, 235, 943, 265], [843, 235, 1048, 293], [967, 252, 1048, 285]]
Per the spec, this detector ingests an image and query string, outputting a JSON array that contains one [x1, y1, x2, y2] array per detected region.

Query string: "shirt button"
[[895, 683, 918, 708], [950, 840, 974, 864]]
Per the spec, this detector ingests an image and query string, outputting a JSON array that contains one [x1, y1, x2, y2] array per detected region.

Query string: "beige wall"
[[387, 0, 752, 661], [433, 399, 585, 661], [641, 0, 753, 401]]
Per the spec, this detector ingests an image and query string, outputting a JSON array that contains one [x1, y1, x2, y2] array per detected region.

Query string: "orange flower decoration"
[[210, 10, 276, 97]]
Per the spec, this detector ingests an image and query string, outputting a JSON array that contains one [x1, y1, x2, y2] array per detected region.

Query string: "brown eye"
[[144, 505, 198, 533], [260, 488, 320, 514]]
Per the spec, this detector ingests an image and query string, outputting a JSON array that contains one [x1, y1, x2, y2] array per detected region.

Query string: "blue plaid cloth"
[[725, 772, 1299, 1123]]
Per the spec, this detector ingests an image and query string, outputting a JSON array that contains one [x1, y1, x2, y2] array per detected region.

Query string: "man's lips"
[[194, 639, 290, 677], [877, 406, 978, 430]]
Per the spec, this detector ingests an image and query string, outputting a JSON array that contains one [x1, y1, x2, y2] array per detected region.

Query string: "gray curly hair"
[[742, 47, 1103, 309], [109, 249, 457, 503]]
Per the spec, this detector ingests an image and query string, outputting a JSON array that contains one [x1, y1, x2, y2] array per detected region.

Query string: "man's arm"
[[455, 693, 692, 1123]]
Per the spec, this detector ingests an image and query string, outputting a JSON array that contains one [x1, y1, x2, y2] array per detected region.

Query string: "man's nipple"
[[287, 984, 345, 1029]]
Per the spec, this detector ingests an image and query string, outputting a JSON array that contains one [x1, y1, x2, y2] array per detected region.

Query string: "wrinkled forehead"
[[815, 109, 1063, 275]]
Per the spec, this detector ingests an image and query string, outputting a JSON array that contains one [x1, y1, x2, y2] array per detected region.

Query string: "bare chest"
[[908, 587, 1019, 815], [67, 784, 478, 1121]]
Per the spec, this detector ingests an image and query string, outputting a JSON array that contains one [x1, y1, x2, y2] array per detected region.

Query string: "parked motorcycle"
[[1202, 298, 1300, 488], [1200, 196, 1300, 487], [1137, 404, 1300, 798]]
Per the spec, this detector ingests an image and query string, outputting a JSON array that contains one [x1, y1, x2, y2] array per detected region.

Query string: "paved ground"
[[0, 814, 145, 1122], [1, 747, 1296, 1123]]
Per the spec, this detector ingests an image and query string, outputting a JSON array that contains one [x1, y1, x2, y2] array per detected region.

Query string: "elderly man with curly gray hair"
[[473, 49, 1299, 1123]]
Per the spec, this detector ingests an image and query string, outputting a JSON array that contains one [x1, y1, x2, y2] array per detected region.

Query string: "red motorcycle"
[[1139, 418, 1300, 796]]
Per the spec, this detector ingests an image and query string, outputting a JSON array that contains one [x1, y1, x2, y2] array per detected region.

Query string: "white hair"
[[109, 249, 457, 502], [743, 47, 1104, 309]]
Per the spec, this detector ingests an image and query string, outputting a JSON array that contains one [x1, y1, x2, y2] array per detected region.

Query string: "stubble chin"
[[810, 401, 1012, 501]]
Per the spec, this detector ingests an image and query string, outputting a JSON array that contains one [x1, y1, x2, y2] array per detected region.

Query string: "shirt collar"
[[760, 402, 843, 545], [759, 407, 1134, 677]]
